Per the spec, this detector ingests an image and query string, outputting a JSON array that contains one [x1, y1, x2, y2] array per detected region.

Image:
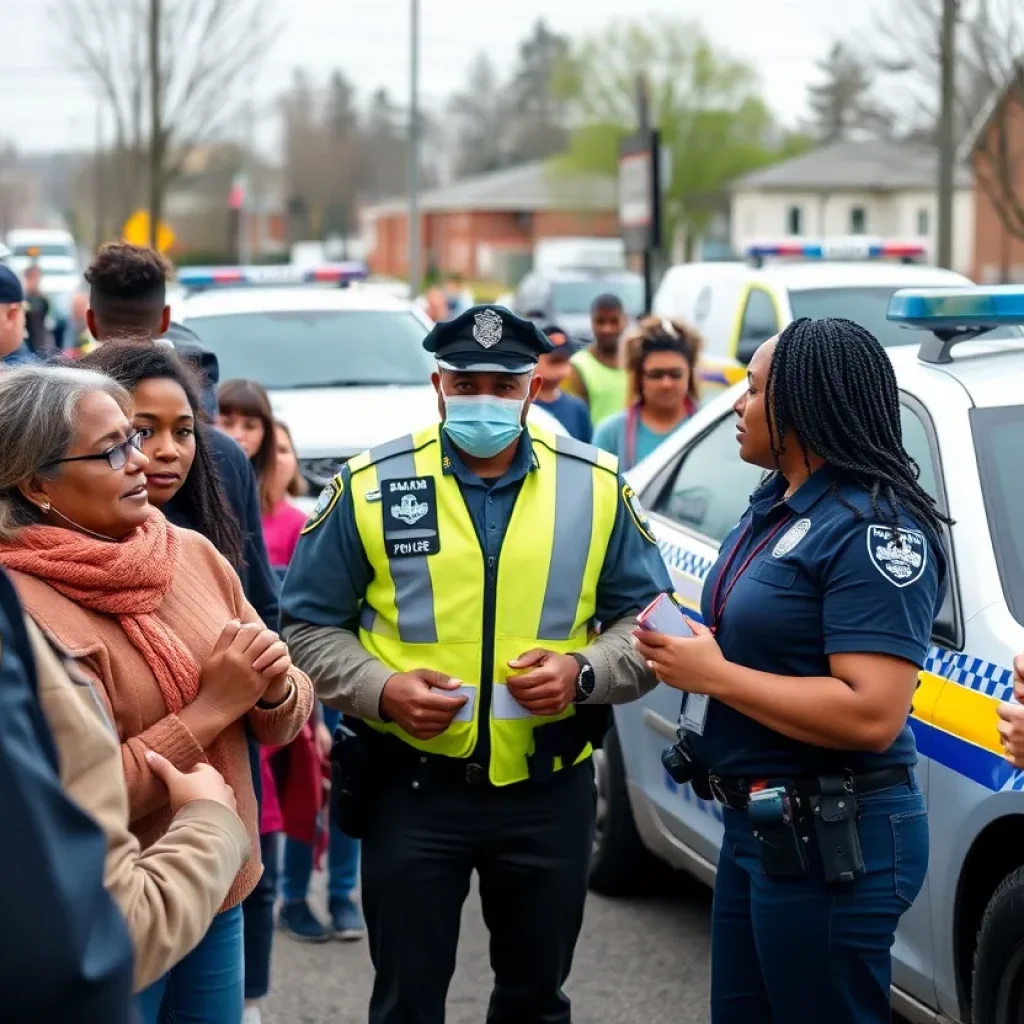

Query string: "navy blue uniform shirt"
[[692, 466, 946, 778], [282, 428, 672, 752], [536, 391, 593, 443]]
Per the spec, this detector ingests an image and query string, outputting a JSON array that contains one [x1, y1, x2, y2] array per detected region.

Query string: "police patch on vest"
[[382, 476, 440, 557], [622, 483, 656, 545], [773, 517, 811, 558], [866, 525, 927, 588], [301, 475, 344, 535]]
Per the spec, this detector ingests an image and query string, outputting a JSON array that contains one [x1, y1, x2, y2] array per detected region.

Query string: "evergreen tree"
[[806, 42, 894, 143]]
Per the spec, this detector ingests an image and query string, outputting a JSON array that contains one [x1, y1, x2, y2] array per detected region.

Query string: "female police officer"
[[635, 317, 947, 1024]]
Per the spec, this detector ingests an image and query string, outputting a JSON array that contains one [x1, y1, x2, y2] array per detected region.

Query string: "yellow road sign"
[[122, 210, 175, 252]]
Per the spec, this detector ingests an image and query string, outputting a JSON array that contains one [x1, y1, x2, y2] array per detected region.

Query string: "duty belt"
[[707, 765, 913, 812]]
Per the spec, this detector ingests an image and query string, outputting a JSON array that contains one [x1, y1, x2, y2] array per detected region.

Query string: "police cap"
[[423, 304, 554, 374]]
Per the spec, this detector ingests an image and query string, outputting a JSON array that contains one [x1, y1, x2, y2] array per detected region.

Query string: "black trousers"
[[361, 758, 597, 1024]]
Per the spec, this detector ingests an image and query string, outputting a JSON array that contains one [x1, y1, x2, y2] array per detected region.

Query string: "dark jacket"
[[0, 569, 135, 1021]]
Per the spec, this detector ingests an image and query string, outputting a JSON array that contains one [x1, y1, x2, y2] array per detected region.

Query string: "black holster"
[[527, 704, 610, 783], [329, 717, 390, 839]]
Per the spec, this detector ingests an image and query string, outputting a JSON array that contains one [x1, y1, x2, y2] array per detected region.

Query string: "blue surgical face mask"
[[442, 390, 527, 459]]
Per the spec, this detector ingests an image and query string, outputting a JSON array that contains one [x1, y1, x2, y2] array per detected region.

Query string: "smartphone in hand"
[[636, 593, 694, 637]]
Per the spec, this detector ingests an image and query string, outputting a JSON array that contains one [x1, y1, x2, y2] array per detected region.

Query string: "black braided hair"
[[78, 340, 246, 568], [765, 317, 951, 541]]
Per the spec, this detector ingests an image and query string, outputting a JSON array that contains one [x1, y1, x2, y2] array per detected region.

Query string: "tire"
[[588, 724, 665, 896], [972, 866, 1024, 1024]]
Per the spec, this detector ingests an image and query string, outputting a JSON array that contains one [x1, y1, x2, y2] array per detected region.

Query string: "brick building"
[[967, 67, 1024, 283], [360, 161, 618, 282]]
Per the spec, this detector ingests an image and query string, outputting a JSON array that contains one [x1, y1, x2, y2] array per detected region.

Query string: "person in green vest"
[[565, 292, 629, 428], [281, 304, 672, 1024]]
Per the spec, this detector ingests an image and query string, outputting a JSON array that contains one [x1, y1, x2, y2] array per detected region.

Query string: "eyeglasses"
[[643, 369, 686, 381], [42, 431, 145, 471]]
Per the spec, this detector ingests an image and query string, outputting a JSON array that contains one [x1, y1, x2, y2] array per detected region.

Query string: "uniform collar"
[[439, 427, 538, 485], [750, 464, 836, 521]]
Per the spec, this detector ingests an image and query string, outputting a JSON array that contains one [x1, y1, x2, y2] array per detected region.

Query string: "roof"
[[731, 140, 972, 192], [364, 160, 616, 216], [180, 285, 421, 319], [760, 262, 972, 291], [961, 62, 1024, 158]]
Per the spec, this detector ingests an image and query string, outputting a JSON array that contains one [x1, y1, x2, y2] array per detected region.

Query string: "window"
[[789, 287, 1024, 349], [649, 416, 764, 543], [551, 278, 645, 317], [182, 310, 436, 389], [849, 206, 867, 233], [917, 208, 930, 236], [971, 405, 1024, 626], [736, 288, 778, 364], [786, 205, 803, 235]]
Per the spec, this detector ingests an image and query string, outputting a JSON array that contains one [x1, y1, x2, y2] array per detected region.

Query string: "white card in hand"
[[430, 682, 475, 723], [637, 593, 694, 637]]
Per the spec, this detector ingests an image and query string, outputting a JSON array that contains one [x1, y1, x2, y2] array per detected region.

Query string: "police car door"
[[628, 410, 764, 864]]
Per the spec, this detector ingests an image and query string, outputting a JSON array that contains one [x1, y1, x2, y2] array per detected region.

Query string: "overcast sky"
[[1, 0, 891, 154]]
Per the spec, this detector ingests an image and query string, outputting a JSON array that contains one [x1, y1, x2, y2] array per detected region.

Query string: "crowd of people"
[[4, 239, 1024, 1024]]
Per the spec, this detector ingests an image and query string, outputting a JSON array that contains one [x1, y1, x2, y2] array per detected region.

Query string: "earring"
[[39, 502, 51, 514]]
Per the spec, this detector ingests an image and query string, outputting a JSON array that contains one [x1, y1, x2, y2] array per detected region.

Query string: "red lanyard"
[[708, 512, 793, 631]]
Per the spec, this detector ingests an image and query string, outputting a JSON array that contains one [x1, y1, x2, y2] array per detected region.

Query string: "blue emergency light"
[[886, 286, 1024, 364], [177, 261, 368, 291]]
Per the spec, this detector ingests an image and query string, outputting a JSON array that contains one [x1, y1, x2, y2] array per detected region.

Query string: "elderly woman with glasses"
[[0, 365, 313, 1024]]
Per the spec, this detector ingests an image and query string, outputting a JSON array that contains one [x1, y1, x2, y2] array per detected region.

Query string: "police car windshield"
[[552, 279, 645, 317], [183, 310, 435, 388], [972, 405, 1024, 626], [790, 287, 1024, 348]]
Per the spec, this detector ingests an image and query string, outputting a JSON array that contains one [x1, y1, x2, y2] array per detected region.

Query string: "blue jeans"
[[710, 780, 928, 1024], [137, 905, 244, 1024], [243, 832, 279, 1000], [281, 705, 359, 903]]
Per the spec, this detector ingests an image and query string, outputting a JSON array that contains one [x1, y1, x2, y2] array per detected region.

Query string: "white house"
[[729, 140, 975, 278]]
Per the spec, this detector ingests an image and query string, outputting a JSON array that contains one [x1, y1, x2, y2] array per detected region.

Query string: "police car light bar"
[[886, 286, 1024, 364], [177, 261, 369, 290], [744, 238, 926, 262]]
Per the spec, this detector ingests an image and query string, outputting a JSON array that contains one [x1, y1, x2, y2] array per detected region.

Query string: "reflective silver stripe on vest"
[[537, 442, 594, 640], [377, 447, 439, 644]]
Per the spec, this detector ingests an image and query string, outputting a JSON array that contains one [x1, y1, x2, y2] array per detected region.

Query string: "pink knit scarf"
[[0, 510, 201, 713]]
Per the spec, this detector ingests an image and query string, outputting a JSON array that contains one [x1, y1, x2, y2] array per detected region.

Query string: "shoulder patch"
[[301, 475, 345, 535], [773, 517, 811, 558], [622, 483, 657, 544], [866, 525, 927, 588]]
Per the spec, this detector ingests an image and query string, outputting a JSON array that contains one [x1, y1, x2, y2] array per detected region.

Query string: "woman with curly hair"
[[592, 316, 702, 470]]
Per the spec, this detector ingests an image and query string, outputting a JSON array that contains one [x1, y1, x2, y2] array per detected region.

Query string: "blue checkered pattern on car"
[[923, 646, 1014, 701], [657, 539, 714, 581]]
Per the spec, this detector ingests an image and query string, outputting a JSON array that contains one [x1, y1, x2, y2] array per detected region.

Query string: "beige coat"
[[27, 618, 250, 992]]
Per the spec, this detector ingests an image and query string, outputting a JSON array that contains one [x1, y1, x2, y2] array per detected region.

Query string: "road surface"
[[265, 872, 713, 1023]]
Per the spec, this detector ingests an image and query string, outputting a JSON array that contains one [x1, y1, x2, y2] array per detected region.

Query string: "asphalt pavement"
[[264, 872, 713, 1024]]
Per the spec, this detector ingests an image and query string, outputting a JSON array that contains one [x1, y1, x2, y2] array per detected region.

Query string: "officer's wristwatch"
[[570, 653, 596, 704]]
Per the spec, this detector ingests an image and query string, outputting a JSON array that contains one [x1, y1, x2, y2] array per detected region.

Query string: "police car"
[[652, 238, 975, 398], [593, 286, 1024, 1024], [178, 263, 566, 508]]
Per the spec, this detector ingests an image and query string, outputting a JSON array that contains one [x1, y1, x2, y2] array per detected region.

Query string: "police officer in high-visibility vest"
[[281, 305, 672, 1024]]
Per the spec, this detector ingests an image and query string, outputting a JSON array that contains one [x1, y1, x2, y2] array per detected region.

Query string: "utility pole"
[[408, 0, 421, 298], [94, 98, 105, 251], [239, 99, 255, 265], [148, 0, 161, 249], [636, 73, 653, 313], [936, 0, 957, 270]]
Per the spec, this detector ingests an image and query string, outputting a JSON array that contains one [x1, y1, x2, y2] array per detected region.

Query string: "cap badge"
[[472, 309, 503, 349]]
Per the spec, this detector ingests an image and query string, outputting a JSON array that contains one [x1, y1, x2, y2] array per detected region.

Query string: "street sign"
[[618, 131, 661, 254], [122, 210, 175, 252]]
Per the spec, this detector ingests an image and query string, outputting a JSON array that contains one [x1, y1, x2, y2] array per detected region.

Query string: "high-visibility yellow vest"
[[347, 422, 620, 786]]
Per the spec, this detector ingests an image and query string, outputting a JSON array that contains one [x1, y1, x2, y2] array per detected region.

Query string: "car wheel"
[[972, 866, 1024, 1023], [588, 724, 664, 896]]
